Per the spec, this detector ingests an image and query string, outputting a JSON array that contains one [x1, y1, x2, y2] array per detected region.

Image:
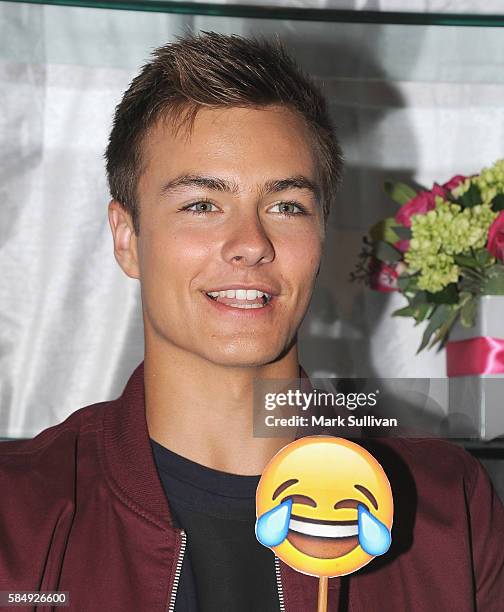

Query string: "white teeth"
[[206, 289, 272, 301], [289, 519, 358, 539], [228, 303, 264, 309]]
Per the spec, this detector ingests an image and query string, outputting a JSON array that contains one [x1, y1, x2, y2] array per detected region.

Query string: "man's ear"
[[108, 200, 140, 279]]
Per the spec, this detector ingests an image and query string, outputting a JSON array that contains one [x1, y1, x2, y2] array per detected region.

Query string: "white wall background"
[[1, 1, 503, 437]]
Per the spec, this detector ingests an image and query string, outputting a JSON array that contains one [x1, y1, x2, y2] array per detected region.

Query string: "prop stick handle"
[[317, 576, 328, 612]]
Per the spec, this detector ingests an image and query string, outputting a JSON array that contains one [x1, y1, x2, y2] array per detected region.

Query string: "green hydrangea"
[[405, 197, 498, 293], [475, 159, 504, 205], [453, 158, 504, 205]]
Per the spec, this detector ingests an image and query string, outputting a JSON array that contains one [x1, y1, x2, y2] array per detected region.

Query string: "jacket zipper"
[[274, 556, 286, 612], [167, 530, 187, 612], [167, 533, 284, 611]]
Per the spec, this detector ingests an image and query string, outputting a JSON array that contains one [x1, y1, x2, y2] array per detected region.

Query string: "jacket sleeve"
[[0, 430, 78, 594], [466, 456, 504, 611]]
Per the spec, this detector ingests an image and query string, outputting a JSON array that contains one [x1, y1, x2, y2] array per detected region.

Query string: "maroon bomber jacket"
[[0, 363, 503, 612]]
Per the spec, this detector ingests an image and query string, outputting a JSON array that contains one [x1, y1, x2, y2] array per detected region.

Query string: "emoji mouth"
[[287, 514, 359, 559]]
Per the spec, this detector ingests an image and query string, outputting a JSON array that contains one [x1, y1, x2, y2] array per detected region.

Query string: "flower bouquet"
[[352, 159, 504, 353]]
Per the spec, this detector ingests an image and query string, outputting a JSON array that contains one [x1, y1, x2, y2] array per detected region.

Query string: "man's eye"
[[183, 201, 218, 214], [270, 202, 307, 215]]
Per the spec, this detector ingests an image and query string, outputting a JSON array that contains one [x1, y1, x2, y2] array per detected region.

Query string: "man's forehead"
[[140, 105, 319, 189], [167, 104, 309, 135], [148, 105, 310, 148]]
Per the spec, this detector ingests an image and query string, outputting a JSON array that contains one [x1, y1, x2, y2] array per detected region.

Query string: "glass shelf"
[[4, 0, 504, 26], [3, 0, 504, 85]]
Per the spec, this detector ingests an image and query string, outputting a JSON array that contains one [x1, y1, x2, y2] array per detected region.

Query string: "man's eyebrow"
[[160, 174, 320, 199], [160, 174, 240, 196], [261, 176, 320, 200], [272, 478, 299, 500], [354, 484, 378, 510]]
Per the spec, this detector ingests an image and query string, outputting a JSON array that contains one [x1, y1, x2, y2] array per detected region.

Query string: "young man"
[[1, 33, 503, 612]]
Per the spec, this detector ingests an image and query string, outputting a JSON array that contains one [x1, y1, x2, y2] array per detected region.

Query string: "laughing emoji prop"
[[255, 437, 393, 577]]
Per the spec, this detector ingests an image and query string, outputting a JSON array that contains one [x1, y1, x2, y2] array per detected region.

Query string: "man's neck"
[[144, 336, 298, 475]]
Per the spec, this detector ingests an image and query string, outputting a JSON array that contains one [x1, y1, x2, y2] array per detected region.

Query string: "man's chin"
[[202, 350, 283, 369], [199, 339, 294, 369], [144, 319, 297, 369]]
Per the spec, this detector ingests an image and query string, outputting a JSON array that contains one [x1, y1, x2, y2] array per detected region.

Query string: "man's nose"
[[221, 214, 275, 267]]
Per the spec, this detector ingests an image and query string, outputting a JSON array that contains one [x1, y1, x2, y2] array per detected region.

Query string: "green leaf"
[[460, 296, 477, 328], [373, 240, 402, 263], [397, 276, 409, 292], [459, 267, 486, 297], [397, 274, 418, 293], [491, 193, 504, 211], [369, 218, 401, 243], [454, 253, 479, 269], [392, 305, 415, 317], [425, 283, 459, 304], [458, 291, 474, 306], [393, 225, 412, 240], [460, 266, 485, 282], [475, 249, 493, 267], [429, 307, 460, 349], [392, 302, 434, 324], [417, 304, 452, 353], [413, 303, 435, 323], [384, 181, 418, 206], [410, 291, 428, 306], [481, 265, 504, 295], [459, 277, 484, 295], [457, 183, 482, 208]]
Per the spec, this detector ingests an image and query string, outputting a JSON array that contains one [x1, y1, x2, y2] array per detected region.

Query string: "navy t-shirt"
[[150, 439, 281, 612]]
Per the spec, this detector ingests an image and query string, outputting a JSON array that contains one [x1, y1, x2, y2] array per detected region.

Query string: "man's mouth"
[[205, 288, 273, 309], [287, 514, 359, 559]]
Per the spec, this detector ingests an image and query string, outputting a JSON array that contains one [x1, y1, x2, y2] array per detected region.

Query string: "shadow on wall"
[[239, 24, 456, 441], [271, 32, 419, 379]]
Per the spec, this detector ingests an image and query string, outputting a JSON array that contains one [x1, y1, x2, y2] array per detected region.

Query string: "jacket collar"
[[102, 361, 174, 529], [101, 361, 313, 529]]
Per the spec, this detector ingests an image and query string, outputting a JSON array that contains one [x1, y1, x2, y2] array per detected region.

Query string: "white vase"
[[447, 295, 504, 441]]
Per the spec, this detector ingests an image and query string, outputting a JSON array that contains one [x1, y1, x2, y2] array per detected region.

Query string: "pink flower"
[[487, 211, 504, 262], [394, 239, 410, 253], [443, 175, 467, 192], [395, 183, 446, 228], [369, 259, 399, 292]]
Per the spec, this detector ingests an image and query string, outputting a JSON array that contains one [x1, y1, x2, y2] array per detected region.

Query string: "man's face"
[[126, 105, 323, 367]]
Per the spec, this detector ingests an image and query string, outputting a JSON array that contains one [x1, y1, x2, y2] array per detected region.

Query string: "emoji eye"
[[281, 494, 317, 507], [272, 478, 299, 501], [334, 499, 369, 512], [354, 484, 378, 510]]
